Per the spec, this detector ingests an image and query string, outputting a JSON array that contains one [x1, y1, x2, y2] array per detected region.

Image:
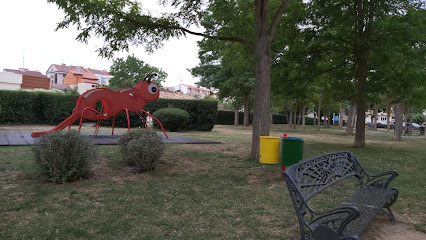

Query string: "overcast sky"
[[0, 0, 203, 87]]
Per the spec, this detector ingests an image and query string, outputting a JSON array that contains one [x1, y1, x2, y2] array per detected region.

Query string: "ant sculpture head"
[[135, 73, 160, 101]]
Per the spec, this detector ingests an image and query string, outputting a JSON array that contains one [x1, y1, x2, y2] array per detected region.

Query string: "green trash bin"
[[281, 137, 304, 170]]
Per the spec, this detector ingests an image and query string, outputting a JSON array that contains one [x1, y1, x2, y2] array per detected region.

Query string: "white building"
[[88, 68, 113, 86], [0, 72, 22, 90], [46, 64, 72, 84], [174, 84, 211, 97], [365, 110, 394, 124]]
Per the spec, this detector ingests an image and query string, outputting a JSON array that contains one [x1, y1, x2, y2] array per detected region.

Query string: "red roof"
[[49, 64, 109, 76], [182, 84, 210, 92], [88, 68, 110, 75], [4, 68, 48, 78], [51, 83, 72, 90], [50, 64, 76, 72], [68, 69, 98, 81]]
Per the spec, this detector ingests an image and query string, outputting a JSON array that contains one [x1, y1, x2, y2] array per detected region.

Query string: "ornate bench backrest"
[[284, 151, 363, 202]]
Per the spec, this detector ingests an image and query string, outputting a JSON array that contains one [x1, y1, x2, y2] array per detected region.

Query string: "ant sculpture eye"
[[148, 84, 158, 94]]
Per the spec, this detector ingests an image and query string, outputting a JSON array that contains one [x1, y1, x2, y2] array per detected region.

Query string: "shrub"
[[117, 129, 165, 172], [32, 130, 97, 183], [152, 108, 190, 132]]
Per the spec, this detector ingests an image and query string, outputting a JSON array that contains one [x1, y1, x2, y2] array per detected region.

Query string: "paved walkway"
[[0, 132, 220, 146]]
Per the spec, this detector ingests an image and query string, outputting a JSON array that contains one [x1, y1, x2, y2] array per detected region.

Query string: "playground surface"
[[0, 131, 220, 146]]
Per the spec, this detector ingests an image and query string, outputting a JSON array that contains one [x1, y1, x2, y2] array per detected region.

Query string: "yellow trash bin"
[[259, 136, 280, 164]]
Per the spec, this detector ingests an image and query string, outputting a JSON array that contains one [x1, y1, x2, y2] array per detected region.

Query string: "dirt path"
[[361, 215, 425, 240]]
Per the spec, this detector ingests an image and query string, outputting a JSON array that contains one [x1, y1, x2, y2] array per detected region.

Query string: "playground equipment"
[[31, 73, 168, 138]]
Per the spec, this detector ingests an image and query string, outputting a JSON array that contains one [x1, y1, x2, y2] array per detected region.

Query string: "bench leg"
[[386, 207, 396, 222], [383, 187, 398, 221]]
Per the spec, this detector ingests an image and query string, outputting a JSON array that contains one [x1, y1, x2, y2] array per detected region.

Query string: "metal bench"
[[283, 151, 398, 240]]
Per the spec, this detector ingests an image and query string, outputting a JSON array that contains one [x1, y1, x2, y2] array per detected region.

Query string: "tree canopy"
[[109, 55, 167, 90]]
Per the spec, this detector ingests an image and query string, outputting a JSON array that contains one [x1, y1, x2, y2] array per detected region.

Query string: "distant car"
[[365, 122, 374, 127], [376, 122, 388, 128], [403, 122, 420, 129]]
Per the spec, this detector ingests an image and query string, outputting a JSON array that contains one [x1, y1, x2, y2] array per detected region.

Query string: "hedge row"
[[0, 90, 78, 125], [216, 111, 288, 125], [0, 90, 217, 131]]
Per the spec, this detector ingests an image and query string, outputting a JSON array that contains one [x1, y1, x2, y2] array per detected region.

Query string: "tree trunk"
[[243, 91, 250, 126], [251, 0, 272, 159], [386, 99, 391, 132], [353, 47, 369, 148], [293, 102, 298, 129], [404, 105, 410, 132], [234, 106, 239, 126], [353, 0, 371, 148], [339, 102, 345, 128], [393, 103, 403, 141], [302, 103, 306, 128], [346, 105, 356, 135], [373, 103, 378, 131], [327, 103, 331, 128], [297, 103, 302, 126], [317, 92, 322, 131]]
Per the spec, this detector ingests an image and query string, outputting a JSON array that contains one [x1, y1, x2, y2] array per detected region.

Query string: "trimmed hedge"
[[0, 90, 78, 124], [0, 90, 217, 131], [152, 108, 190, 132], [216, 110, 287, 125]]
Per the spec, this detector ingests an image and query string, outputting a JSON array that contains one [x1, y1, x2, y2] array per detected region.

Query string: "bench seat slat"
[[339, 188, 395, 236]]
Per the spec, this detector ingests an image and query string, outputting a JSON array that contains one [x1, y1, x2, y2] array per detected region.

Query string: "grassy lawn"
[[0, 124, 425, 239]]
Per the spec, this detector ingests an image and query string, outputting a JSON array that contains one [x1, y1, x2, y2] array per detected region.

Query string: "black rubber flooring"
[[0, 132, 220, 146]]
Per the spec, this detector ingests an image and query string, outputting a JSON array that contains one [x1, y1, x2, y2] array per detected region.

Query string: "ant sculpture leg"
[[140, 109, 168, 138], [79, 107, 107, 133], [111, 115, 117, 135], [135, 111, 149, 129], [125, 108, 131, 132], [94, 104, 105, 136]]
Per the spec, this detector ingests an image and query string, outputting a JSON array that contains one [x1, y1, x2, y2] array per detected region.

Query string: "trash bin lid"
[[284, 137, 302, 140]]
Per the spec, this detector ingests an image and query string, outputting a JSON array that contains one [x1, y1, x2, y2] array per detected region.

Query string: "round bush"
[[32, 130, 97, 183], [152, 108, 190, 132], [117, 129, 165, 172]]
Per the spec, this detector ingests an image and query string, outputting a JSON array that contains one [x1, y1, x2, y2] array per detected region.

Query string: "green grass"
[[0, 124, 425, 239]]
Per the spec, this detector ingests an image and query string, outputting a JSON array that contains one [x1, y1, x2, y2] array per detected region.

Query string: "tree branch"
[[111, 8, 252, 48], [269, 0, 291, 38], [308, 60, 350, 79]]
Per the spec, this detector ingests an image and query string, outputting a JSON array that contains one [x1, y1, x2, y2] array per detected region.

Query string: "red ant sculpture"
[[31, 73, 168, 138]]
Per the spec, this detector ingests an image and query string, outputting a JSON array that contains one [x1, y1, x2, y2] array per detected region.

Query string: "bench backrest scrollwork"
[[285, 151, 363, 201], [283, 151, 365, 239]]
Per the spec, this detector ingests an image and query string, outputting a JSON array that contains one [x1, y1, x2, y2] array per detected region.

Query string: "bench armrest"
[[310, 206, 360, 237], [365, 170, 398, 189]]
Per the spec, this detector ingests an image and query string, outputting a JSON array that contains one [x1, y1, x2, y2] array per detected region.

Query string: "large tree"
[[191, 2, 255, 126], [49, 0, 292, 159], [109, 55, 167, 90], [305, 0, 422, 147]]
